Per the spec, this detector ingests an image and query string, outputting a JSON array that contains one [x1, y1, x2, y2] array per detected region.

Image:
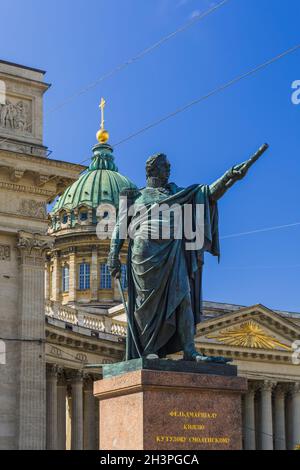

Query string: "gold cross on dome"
[[99, 97, 106, 130]]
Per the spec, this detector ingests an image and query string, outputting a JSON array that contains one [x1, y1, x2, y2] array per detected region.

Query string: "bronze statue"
[[108, 144, 269, 363]]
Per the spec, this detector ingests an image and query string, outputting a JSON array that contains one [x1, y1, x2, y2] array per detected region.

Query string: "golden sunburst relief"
[[206, 321, 291, 350]]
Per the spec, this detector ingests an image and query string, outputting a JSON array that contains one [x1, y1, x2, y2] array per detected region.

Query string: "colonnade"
[[46, 364, 99, 450], [243, 380, 300, 450]]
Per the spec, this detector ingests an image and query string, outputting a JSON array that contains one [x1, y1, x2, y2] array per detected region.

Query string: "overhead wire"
[[0, 0, 229, 151]]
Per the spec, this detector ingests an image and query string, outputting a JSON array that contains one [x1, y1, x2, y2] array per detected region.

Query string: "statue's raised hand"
[[230, 161, 249, 181], [210, 144, 269, 201]]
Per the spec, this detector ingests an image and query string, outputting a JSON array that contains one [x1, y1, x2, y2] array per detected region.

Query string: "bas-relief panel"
[[0, 96, 32, 135]]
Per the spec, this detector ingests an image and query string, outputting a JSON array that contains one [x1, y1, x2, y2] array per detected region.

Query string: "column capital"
[[46, 363, 58, 379], [57, 367, 67, 386], [247, 380, 260, 393], [83, 374, 94, 391], [290, 382, 300, 396], [17, 230, 54, 258], [259, 380, 277, 392], [70, 369, 84, 384], [275, 383, 289, 398]]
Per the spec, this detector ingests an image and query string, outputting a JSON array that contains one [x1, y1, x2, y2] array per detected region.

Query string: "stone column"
[[83, 375, 96, 449], [68, 248, 77, 303], [285, 392, 293, 450], [71, 370, 84, 450], [95, 396, 100, 450], [90, 246, 98, 301], [51, 251, 60, 301], [259, 380, 275, 450], [66, 392, 72, 451], [46, 364, 58, 450], [274, 384, 286, 450], [243, 381, 256, 450], [57, 369, 67, 450], [17, 232, 53, 450], [291, 382, 300, 450], [45, 258, 51, 301]]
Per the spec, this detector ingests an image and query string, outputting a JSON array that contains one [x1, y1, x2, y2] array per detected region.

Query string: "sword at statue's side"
[[116, 277, 142, 359]]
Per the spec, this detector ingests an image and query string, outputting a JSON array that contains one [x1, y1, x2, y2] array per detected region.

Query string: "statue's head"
[[146, 153, 170, 181]]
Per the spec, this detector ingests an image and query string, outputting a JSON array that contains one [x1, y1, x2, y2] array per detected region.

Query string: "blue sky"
[[1, 0, 300, 312]]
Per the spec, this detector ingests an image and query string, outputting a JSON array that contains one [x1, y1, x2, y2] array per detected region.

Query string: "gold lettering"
[[156, 435, 187, 443], [156, 435, 230, 445], [188, 436, 230, 444], [183, 424, 205, 431], [169, 410, 217, 419]]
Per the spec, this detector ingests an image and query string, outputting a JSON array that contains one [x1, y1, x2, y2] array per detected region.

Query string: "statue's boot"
[[145, 353, 159, 360], [184, 350, 232, 364]]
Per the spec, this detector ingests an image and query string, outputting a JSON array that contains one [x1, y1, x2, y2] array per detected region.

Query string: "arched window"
[[121, 264, 127, 290], [61, 212, 68, 225], [62, 265, 69, 292], [100, 264, 112, 289], [0, 340, 6, 365], [79, 263, 90, 290], [79, 212, 88, 221]]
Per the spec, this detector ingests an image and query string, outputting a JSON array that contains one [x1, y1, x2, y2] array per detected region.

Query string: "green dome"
[[50, 143, 136, 231]]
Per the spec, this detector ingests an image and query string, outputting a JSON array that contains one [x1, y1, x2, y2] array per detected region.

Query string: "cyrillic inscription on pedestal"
[[94, 362, 247, 451], [154, 409, 230, 448]]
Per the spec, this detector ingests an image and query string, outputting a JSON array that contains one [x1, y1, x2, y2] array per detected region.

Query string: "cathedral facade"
[[0, 61, 299, 451]]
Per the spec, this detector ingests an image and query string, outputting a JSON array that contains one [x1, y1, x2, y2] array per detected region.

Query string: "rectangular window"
[[62, 265, 69, 292], [79, 263, 90, 290], [100, 264, 112, 289]]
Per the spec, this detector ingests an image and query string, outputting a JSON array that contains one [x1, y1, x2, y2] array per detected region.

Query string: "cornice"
[[45, 324, 124, 357], [0, 148, 86, 172], [0, 70, 50, 91], [0, 180, 54, 197], [195, 342, 295, 364]]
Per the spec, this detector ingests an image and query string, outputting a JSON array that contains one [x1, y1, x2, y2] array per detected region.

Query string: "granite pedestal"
[[93, 359, 247, 450]]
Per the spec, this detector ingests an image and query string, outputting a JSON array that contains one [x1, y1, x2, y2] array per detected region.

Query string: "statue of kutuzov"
[[108, 144, 269, 363]]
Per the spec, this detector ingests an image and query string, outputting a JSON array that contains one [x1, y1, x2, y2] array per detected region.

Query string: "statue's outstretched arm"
[[209, 144, 269, 201], [209, 167, 237, 201]]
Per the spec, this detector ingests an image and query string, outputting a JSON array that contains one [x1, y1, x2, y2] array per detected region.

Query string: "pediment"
[[196, 304, 300, 354]]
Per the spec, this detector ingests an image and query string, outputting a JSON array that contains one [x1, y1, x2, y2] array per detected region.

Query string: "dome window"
[[79, 212, 88, 222], [100, 264, 112, 289], [79, 263, 90, 290], [103, 211, 109, 219], [61, 213, 68, 224], [62, 265, 69, 292]]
